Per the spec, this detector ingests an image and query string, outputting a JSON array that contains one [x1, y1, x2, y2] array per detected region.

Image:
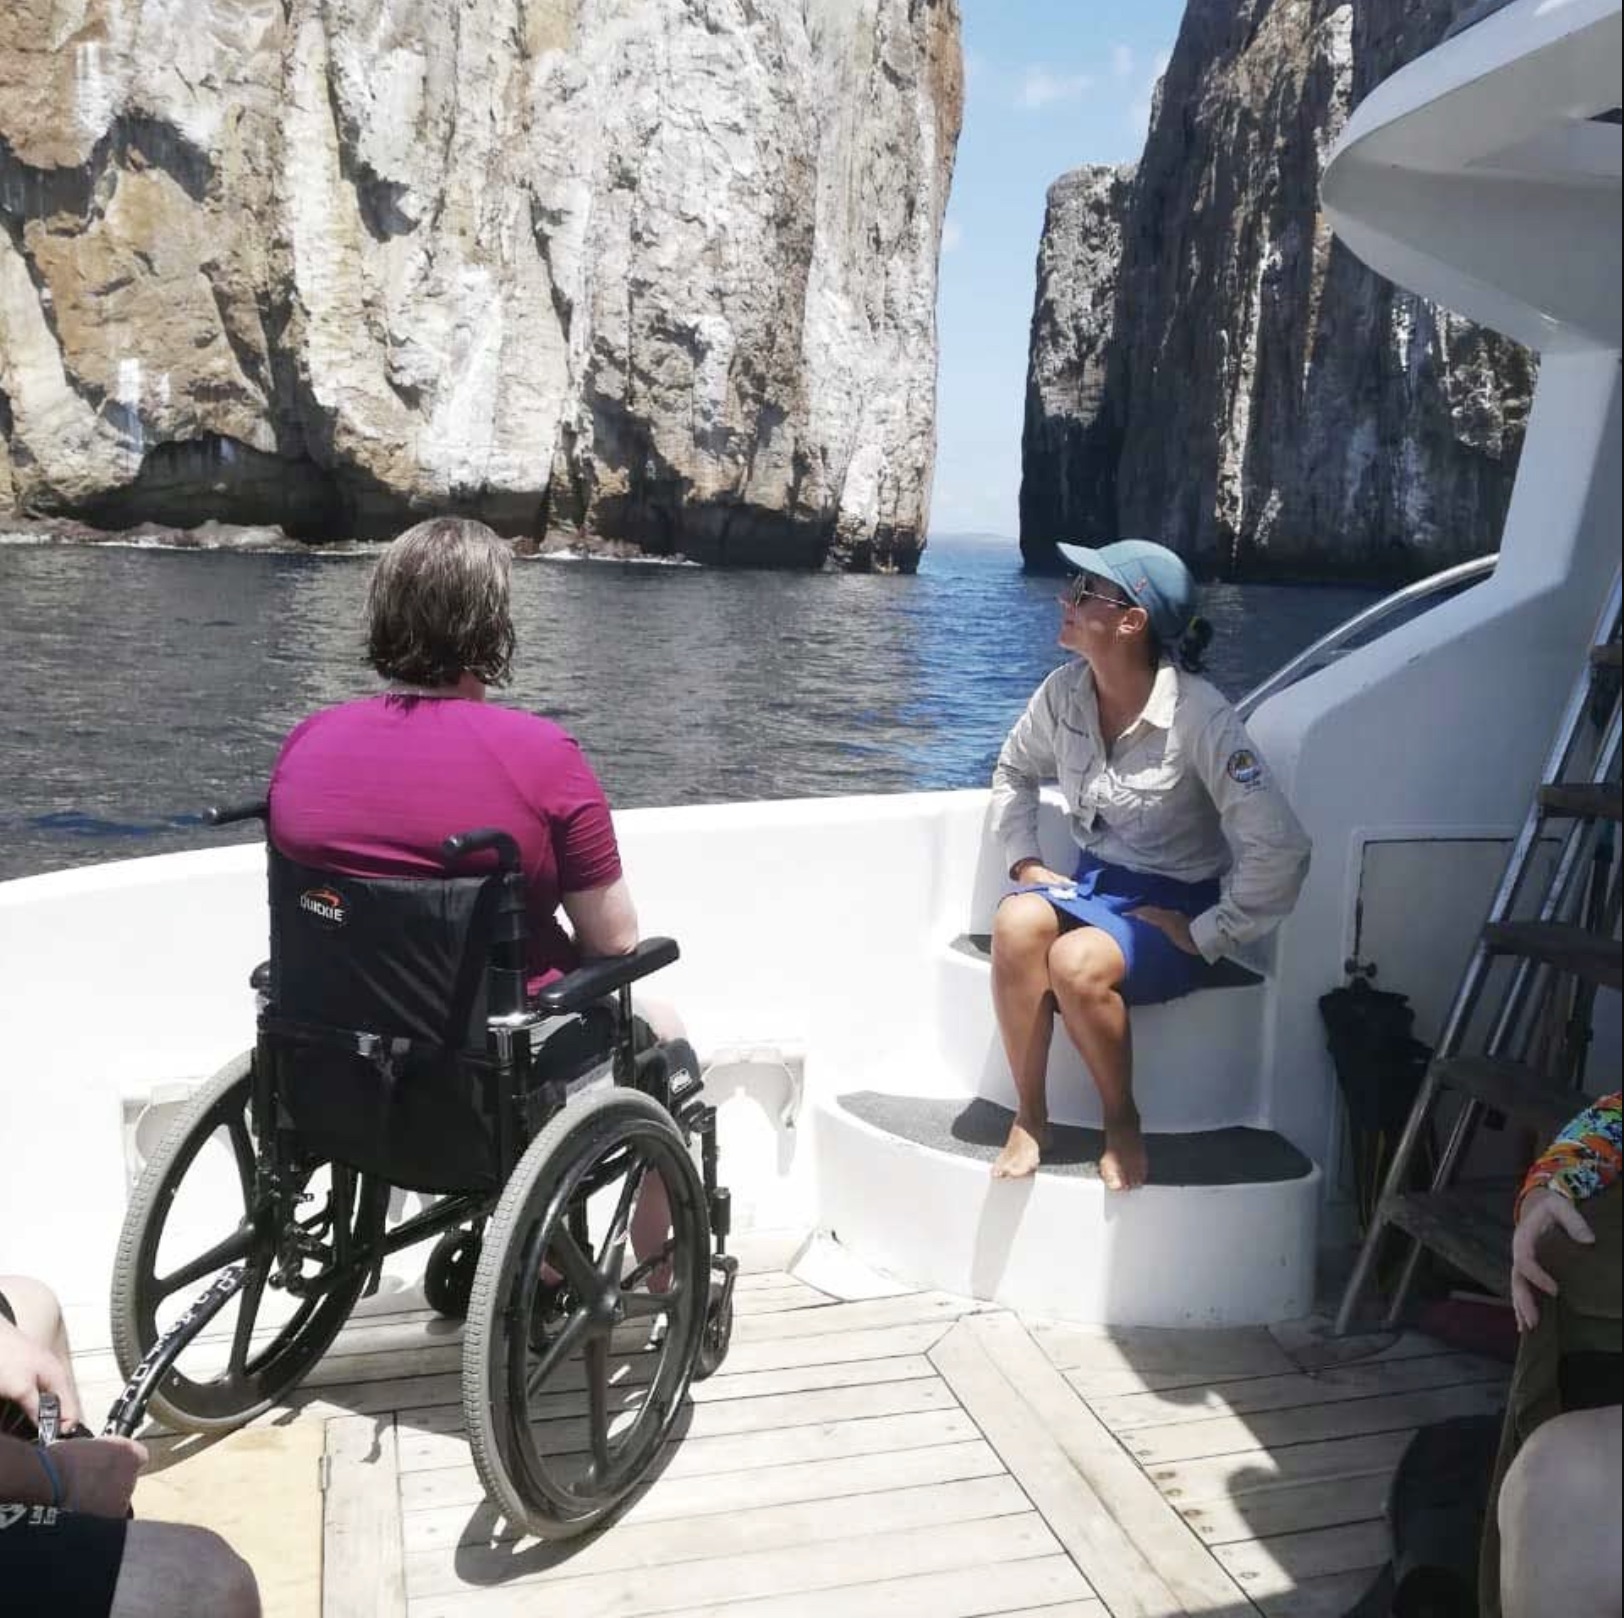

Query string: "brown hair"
[[365, 517, 516, 687]]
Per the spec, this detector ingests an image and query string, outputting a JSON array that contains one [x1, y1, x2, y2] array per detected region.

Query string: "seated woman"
[[268, 515, 672, 1246], [988, 539, 1311, 1188]]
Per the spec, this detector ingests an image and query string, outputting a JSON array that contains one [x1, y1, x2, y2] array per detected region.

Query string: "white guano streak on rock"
[[1303, 5, 1354, 391], [0, 232, 126, 499], [285, 13, 398, 451]]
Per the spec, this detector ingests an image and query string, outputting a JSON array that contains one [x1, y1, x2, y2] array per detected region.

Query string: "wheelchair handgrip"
[[533, 937, 680, 1014], [442, 827, 522, 872], [205, 799, 269, 827]]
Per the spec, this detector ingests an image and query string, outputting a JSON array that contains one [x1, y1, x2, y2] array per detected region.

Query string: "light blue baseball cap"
[[1056, 538, 1197, 644]]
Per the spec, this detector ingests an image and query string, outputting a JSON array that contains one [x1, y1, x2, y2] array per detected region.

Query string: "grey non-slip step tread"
[[1433, 1056, 1587, 1135], [837, 1092, 1314, 1187], [1482, 921, 1622, 991], [1384, 1184, 1518, 1299], [1539, 783, 1623, 822], [951, 933, 1264, 991]]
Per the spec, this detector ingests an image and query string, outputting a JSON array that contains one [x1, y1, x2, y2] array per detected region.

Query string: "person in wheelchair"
[[111, 514, 735, 1546], [269, 514, 678, 1265], [2, 1276, 260, 1618]]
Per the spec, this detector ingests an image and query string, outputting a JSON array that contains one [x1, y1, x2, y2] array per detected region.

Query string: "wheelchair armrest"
[[533, 938, 680, 1015]]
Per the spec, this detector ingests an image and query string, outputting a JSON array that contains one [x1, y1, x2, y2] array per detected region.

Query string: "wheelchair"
[[108, 805, 736, 1539]]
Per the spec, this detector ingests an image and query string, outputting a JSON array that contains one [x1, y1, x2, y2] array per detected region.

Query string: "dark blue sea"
[[0, 535, 1381, 881]]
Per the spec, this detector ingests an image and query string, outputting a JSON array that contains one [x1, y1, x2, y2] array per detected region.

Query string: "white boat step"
[[838, 1092, 1313, 1187], [813, 1092, 1321, 1327]]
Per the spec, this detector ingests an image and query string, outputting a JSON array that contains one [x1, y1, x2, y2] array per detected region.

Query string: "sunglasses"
[[1058, 573, 1133, 610]]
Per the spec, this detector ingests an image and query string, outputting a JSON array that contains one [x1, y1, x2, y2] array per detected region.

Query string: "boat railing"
[[1237, 553, 1498, 721]]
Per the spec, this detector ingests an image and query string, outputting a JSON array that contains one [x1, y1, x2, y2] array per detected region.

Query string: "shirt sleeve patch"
[[1225, 748, 1265, 786]]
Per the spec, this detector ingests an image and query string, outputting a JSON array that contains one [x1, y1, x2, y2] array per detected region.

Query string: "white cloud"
[[941, 218, 963, 254], [1018, 66, 1095, 110], [1112, 44, 1134, 81]]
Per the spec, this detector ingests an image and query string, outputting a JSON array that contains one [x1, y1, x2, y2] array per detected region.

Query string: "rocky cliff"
[[0, 0, 962, 570], [1021, 0, 1536, 581]]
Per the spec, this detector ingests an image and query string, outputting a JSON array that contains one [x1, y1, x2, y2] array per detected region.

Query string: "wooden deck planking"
[[392, 1376, 959, 1471], [1213, 1521, 1393, 1598], [322, 1414, 406, 1618], [1143, 1428, 1420, 1505], [401, 1445, 1016, 1553], [1120, 1379, 1508, 1466], [402, 1477, 1036, 1596], [401, 1481, 1026, 1579], [398, 1407, 985, 1512], [937, 1313, 1254, 1618], [412, 1557, 1102, 1618], [1177, 1473, 1391, 1545], [1089, 1350, 1507, 1434], [129, 1255, 1511, 1618], [1029, 1321, 1297, 1398], [405, 1513, 1067, 1617]]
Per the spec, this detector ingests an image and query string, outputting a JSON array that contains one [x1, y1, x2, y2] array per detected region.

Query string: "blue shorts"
[[1008, 853, 1221, 1007]]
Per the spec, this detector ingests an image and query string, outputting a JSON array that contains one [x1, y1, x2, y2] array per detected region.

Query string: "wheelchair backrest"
[[263, 847, 518, 1192], [268, 848, 502, 1049]]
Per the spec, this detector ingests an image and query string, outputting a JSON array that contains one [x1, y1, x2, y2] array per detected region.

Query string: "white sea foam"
[[526, 549, 701, 567]]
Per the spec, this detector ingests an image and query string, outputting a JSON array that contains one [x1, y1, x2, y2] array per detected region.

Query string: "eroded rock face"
[[1020, 165, 1132, 553], [0, 0, 962, 570], [1021, 0, 1536, 580]]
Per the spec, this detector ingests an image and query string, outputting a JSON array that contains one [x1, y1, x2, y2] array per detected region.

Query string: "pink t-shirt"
[[269, 695, 622, 984]]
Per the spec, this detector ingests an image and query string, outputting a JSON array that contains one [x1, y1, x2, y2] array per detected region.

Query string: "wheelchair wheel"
[[462, 1087, 711, 1539], [424, 1223, 483, 1321], [693, 1276, 736, 1381], [111, 1051, 386, 1432]]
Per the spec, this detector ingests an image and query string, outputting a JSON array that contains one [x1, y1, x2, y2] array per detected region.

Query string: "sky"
[[930, 0, 1189, 540]]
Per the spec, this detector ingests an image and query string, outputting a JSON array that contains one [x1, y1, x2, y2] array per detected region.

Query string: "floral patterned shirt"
[[1517, 1092, 1623, 1218]]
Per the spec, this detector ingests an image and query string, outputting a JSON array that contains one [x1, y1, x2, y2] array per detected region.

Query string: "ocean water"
[[0, 536, 1381, 881]]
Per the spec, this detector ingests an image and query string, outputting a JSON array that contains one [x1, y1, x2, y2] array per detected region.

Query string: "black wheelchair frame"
[[109, 801, 737, 1538]]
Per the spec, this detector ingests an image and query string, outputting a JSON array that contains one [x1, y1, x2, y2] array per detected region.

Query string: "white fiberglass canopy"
[[1323, 0, 1622, 352]]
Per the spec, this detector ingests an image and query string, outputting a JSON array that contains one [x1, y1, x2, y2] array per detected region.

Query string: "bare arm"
[[0, 1431, 147, 1514], [561, 876, 640, 958]]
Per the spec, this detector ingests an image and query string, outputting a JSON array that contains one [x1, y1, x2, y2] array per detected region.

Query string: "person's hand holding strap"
[[1511, 1186, 1596, 1332], [0, 1315, 83, 1429]]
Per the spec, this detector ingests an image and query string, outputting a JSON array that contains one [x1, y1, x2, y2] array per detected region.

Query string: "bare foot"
[[1100, 1120, 1148, 1191], [992, 1117, 1048, 1179]]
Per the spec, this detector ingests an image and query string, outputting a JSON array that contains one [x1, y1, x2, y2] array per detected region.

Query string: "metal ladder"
[[1334, 573, 1624, 1335]]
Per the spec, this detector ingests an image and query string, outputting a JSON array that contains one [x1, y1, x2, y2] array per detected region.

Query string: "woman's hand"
[[1511, 1187, 1596, 1332], [1011, 860, 1072, 888], [1128, 905, 1201, 956]]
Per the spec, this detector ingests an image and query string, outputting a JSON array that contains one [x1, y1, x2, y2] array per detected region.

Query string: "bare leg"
[[990, 895, 1063, 1178], [1499, 1404, 1622, 1618], [0, 1275, 84, 1415], [1046, 929, 1145, 1191], [110, 1521, 261, 1618]]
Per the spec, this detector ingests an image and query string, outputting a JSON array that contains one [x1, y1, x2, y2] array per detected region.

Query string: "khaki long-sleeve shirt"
[[990, 659, 1311, 963]]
